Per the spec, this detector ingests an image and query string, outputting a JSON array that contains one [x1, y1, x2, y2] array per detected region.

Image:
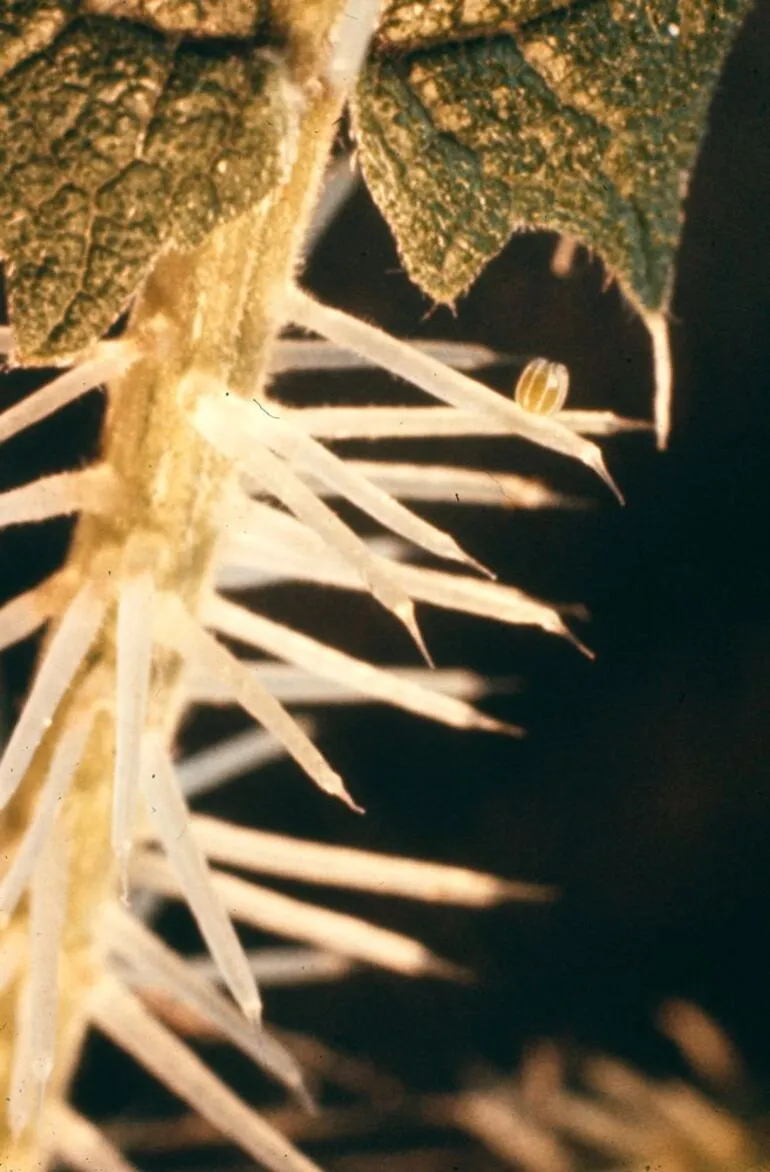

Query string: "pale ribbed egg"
[[514, 358, 569, 415]]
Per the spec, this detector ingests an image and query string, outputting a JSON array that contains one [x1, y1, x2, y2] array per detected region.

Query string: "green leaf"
[[354, 0, 752, 313], [80, 0, 263, 39], [0, 2, 73, 77], [0, 9, 289, 363], [374, 0, 576, 51]]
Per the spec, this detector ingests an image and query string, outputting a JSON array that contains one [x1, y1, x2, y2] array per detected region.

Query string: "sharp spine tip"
[[400, 605, 434, 669], [430, 957, 475, 983], [340, 785, 366, 815], [495, 718, 526, 739], [593, 453, 625, 506], [566, 629, 595, 660], [296, 1084, 319, 1115], [463, 551, 496, 580], [523, 883, 560, 903], [470, 711, 524, 738]]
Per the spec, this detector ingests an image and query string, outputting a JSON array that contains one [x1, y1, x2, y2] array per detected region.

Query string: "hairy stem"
[[0, 5, 352, 1163]]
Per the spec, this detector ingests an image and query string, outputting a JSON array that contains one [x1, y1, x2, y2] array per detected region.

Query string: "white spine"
[[113, 571, 155, 890], [0, 585, 105, 809], [139, 733, 263, 1024]]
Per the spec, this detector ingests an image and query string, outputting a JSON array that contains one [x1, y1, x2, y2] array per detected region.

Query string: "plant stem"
[[0, 4, 352, 1162]]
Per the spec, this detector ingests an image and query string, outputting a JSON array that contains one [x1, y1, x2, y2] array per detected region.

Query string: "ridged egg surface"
[[514, 358, 569, 415]]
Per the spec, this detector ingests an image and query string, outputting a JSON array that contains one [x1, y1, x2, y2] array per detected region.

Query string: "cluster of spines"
[[0, 273, 649, 1169]]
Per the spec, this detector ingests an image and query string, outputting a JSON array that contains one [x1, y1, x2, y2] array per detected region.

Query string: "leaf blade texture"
[[0, 8, 290, 361], [374, 0, 577, 50], [354, 0, 752, 311]]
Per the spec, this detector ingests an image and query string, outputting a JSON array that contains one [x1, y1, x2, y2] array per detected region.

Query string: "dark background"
[[294, 0, 770, 1092], [2, 3, 770, 1163]]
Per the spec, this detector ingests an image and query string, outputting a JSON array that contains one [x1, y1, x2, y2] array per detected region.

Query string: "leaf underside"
[[354, 0, 753, 311], [0, 7, 287, 362]]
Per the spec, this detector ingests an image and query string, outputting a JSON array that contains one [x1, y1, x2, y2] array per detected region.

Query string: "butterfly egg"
[[514, 358, 570, 415]]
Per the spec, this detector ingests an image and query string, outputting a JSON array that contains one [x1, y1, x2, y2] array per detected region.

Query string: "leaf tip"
[[644, 310, 674, 451]]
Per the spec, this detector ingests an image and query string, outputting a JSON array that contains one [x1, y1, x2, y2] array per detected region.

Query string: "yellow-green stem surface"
[[0, 4, 349, 1161]]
